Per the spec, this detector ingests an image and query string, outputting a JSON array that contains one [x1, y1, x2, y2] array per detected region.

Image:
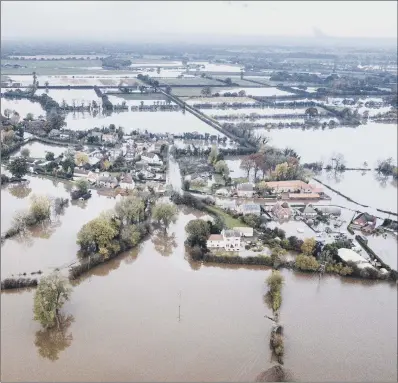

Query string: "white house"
[[141, 152, 162, 165], [120, 174, 135, 190], [237, 183, 254, 198], [87, 171, 98, 185], [207, 229, 241, 251], [73, 168, 90, 178], [300, 204, 318, 218]]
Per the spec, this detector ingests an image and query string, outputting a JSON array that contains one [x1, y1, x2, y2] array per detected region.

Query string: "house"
[[351, 212, 377, 233], [316, 206, 341, 216], [288, 193, 320, 200], [119, 174, 135, 190], [48, 129, 60, 138], [60, 133, 70, 140], [300, 204, 318, 218], [238, 203, 261, 216], [237, 183, 254, 198], [207, 234, 224, 248], [87, 171, 98, 184], [271, 201, 292, 220], [337, 248, 375, 270], [97, 176, 118, 188], [102, 134, 117, 144], [233, 227, 254, 237], [264, 180, 322, 194], [141, 152, 162, 165], [207, 229, 241, 251]]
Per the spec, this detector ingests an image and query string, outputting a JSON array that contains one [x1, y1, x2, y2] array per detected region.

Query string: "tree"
[[4, 108, 13, 118], [301, 238, 316, 256], [30, 194, 52, 222], [152, 203, 178, 231], [7, 157, 28, 179], [238, 90, 246, 97], [74, 152, 89, 166], [117, 126, 124, 140], [21, 148, 30, 158], [240, 156, 255, 178], [208, 145, 218, 165], [33, 272, 72, 329], [46, 109, 66, 131], [305, 107, 318, 118], [201, 87, 212, 97], [224, 77, 232, 85], [74, 179, 89, 194], [120, 224, 141, 248], [115, 196, 145, 226], [185, 219, 210, 248], [26, 112, 34, 121], [214, 160, 229, 177], [77, 215, 119, 256], [45, 151, 55, 161], [295, 254, 320, 271], [165, 85, 172, 94], [44, 81, 49, 88], [274, 162, 289, 180]]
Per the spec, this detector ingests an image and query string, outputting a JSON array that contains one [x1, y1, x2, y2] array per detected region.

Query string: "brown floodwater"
[[1, 210, 397, 382], [1, 175, 120, 277]]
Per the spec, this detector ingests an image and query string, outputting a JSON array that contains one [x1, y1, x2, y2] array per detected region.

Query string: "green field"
[[206, 206, 248, 229]]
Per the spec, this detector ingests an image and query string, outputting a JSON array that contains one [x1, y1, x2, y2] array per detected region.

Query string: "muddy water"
[[1, 176, 120, 277], [1, 209, 397, 382], [264, 122, 397, 168], [13, 141, 66, 158], [65, 108, 223, 135], [1, 96, 45, 118], [316, 170, 398, 214]]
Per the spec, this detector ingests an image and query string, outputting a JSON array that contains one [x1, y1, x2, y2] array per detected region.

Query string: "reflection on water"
[[34, 314, 74, 362], [151, 230, 178, 257], [1, 210, 397, 382], [316, 170, 397, 214], [264, 122, 397, 168], [8, 183, 32, 199]]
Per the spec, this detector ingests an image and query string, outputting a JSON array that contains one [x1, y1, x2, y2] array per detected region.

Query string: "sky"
[[1, 1, 397, 42]]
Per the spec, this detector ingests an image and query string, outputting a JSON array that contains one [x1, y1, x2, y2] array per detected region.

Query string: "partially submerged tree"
[[33, 272, 72, 329], [74, 178, 89, 194], [21, 148, 30, 158], [152, 202, 178, 231], [7, 157, 28, 179]]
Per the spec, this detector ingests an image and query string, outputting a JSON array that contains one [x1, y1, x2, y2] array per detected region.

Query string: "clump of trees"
[[74, 195, 151, 275], [6, 156, 29, 179], [376, 157, 398, 179], [239, 146, 303, 182], [152, 202, 178, 232], [33, 272, 72, 329], [266, 270, 284, 312], [185, 219, 211, 260], [71, 179, 91, 200]]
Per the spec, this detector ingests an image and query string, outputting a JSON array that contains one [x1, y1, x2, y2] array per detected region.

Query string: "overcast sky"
[[1, 1, 397, 41]]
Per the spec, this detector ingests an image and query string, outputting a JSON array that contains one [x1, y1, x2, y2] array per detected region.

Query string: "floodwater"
[[64, 108, 225, 136], [316, 171, 398, 214], [44, 89, 101, 104], [1, 96, 45, 118], [207, 107, 305, 116], [220, 87, 293, 97], [1, 210, 396, 382], [1, 176, 120, 277], [13, 141, 66, 158], [265, 122, 397, 168]]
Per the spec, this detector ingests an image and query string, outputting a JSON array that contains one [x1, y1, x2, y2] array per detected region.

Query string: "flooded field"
[[1, 96, 45, 118], [265, 122, 397, 168], [45, 89, 102, 104], [64, 108, 226, 136], [316, 170, 398, 214], [13, 141, 66, 158], [1, 209, 396, 382], [219, 87, 293, 97], [207, 107, 306, 116], [1, 176, 120, 277]]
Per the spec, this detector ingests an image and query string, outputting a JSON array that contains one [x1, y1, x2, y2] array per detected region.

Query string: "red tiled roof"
[[208, 234, 223, 241]]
